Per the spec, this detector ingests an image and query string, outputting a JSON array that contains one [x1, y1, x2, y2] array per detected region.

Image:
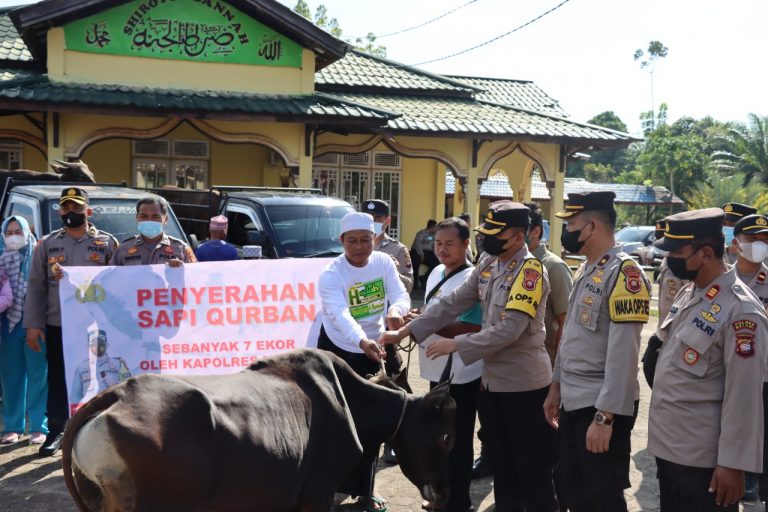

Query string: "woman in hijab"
[[0, 216, 47, 445]]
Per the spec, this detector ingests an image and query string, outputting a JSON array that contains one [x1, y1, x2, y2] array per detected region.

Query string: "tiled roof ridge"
[[476, 97, 639, 140], [346, 49, 482, 93], [446, 74, 534, 84]]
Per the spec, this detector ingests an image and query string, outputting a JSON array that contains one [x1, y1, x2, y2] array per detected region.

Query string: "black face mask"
[[62, 211, 86, 228], [483, 235, 509, 256], [561, 222, 591, 253], [667, 249, 702, 281]]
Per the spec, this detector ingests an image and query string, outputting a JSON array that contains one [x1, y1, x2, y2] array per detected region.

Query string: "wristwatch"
[[594, 411, 614, 426]]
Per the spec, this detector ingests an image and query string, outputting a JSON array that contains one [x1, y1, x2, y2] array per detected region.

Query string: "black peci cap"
[[653, 208, 725, 251], [476, 201, 530, 236], [59, 186, 89, 205], [734, 214, 768, 237], [556, 191, 616, 219], [655, 218, 667, 239], [722, 202, 757, 224], [362, 199, 389, 217]]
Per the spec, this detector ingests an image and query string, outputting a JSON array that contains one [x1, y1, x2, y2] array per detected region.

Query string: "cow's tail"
[[62, 389, 121, 512]]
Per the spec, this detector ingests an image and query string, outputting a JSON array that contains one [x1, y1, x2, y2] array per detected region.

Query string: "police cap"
[[722, 202, 757, 224], [734, 214, 768, 237], [475, 201, 530, 236], [60, 187, 89, 206], [88, 329, 107, 343], [362, 199, 389, 217], [555, 191, 616, 219], [653, 208, 724, 252]]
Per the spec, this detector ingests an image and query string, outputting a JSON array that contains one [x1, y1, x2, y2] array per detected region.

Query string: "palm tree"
[[711, 113, 768, 184]]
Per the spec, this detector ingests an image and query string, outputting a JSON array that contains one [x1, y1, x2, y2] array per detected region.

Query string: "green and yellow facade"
[[0, 0, 635, 252]]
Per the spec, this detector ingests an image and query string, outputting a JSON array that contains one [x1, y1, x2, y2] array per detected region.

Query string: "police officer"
[[70, 328, 131, 405], [543, 191, 651, 512], [648, 208, 768, 511], [722, 202, 757, 265], [24, 186, 118, 456], [642, 219, 687, 387], [112, 197, 196, 266], [362, 199, 414, 292], [382, 201, 557, 512], [730, 213, 768, 502]]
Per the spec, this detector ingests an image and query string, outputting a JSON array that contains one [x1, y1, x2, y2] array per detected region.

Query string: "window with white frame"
[[0, 140, 23, 170], [312, 150, 403, 240], [132, 139, 209, 189]]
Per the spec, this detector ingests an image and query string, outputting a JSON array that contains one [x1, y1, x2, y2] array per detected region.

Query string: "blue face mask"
[[137, 221, 163, 239]]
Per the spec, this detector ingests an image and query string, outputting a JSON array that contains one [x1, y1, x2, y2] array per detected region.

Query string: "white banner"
[[59, 259, 329, 415]]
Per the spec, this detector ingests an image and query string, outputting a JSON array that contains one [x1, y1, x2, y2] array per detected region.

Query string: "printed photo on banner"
[[59, 259, 328, 415]]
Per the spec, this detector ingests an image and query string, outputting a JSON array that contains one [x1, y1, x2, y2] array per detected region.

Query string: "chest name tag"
[[609, 260, 650, 323], [348, 278, 386, 320], [505, 259, 543, 319]]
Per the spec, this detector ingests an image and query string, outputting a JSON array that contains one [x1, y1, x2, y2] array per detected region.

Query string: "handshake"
[[360, 309, 458, 363]]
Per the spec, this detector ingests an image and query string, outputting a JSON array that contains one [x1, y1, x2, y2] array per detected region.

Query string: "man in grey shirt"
[[543, 191, 650, 512]]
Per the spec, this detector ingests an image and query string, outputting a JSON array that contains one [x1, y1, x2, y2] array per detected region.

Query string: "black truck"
[[151, 187, 354, 259]]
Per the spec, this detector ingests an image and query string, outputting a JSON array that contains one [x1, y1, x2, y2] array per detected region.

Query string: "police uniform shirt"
[[375, 233, 414, 292], [735, 263, 768, 311], [408, 245, 552, 392], [648, 268, 768, 473], [70, 354, 131, 403], [552, 246, 651, 416], [656, 257, 686, 336], [23, 226, 118, 328], [532, 244, 573, 365], [112, 234, 196, 266]]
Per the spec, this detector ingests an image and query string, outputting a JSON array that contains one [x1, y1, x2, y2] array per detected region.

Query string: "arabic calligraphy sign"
[[63, 0, 302, 67]]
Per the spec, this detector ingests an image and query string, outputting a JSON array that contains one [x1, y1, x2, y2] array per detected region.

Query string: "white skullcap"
[[340, 212, 374, 236]]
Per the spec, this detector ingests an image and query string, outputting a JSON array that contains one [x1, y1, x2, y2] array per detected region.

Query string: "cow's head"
[[388, 355, 456, 508], [50, 159, 96, 183]]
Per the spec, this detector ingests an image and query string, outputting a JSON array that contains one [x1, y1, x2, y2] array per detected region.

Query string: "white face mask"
[[739, 240, 768, 264], [4, 234, 26, 251], [373, 222, 384, 236]]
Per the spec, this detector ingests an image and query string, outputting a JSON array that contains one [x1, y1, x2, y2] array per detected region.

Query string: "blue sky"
[[2, 0, 765, 135]]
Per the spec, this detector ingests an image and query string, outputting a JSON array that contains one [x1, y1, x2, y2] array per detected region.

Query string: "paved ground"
[[1, 320, 764, 511]]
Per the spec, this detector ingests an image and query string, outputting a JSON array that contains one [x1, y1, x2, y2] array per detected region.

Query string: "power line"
[[350, 0, 480, 40], [411, 0, 573, 66]]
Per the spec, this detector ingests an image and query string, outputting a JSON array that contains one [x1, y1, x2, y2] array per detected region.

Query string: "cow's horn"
[[438, 352, 453, 385]]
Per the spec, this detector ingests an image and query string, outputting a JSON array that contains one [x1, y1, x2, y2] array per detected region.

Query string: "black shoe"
[[471, 455, 492, 479], [382, 443, 398, 464], [38, 432, 64, 457]]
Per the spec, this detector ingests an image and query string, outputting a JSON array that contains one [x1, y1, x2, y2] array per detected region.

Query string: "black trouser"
[[430, 379, 480, 512], [559, 402, 639, 512], [478, 385, 557, 512], [45, 325, 68, 434], [317, 327, 379, 497], [411, 250, 422, 288], [656, 458, 737, 512]]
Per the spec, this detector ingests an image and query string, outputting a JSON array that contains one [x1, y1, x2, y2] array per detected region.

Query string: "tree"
[[293, 1, 386, 57], [634, 41, 669, 130], [687, 168, 768, 211], [710, 113, 768, 184], [569, 111, 630, 180]]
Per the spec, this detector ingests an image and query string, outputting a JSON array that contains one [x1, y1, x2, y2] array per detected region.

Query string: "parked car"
[[152, 187, 354, 259], [0, 181, 189, 242], [615, 225, 657, 265]]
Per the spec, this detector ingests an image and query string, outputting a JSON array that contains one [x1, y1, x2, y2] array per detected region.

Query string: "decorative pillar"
[[548, 146, 566, 254], [298, 125, 313, 189]]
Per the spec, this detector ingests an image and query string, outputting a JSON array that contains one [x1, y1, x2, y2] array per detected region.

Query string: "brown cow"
[[0, 159, 95, 183], [62, 349, 456, 512]]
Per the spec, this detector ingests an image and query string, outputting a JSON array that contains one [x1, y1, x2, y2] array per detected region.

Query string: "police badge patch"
[[683, 348, 699, 365], [735, 333, 755, 358], [522, 267, 541, 291]]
